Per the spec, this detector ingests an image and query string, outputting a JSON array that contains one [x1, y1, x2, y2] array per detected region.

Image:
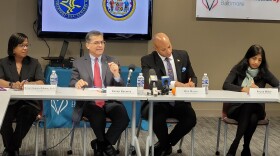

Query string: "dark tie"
[[165, 57, 174, 81], [94, 58, 105, 108]]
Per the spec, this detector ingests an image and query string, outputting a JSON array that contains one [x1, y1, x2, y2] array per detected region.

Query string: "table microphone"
[[126, 64, 136, 87], [149, 69, 158, 95]]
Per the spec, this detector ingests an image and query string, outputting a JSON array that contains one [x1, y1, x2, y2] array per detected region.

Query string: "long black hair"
[[7, 33, 28, 57], [236, 44, 268, 76]]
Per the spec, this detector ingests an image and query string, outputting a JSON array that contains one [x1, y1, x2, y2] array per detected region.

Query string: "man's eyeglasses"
[[18, 44, 31, 48], [88, 41, 106, 45]]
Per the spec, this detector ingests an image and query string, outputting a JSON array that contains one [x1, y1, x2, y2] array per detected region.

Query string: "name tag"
[[175, 87, 206, 97], [249, 88, 278, 99], [24, 85, 57, 95], [106, 87, 137, 96]]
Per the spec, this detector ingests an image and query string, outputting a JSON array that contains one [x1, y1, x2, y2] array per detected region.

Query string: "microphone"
[[149, 69, 158, 95], [126, 64, 136, 87], [161, 76, 170, 95]]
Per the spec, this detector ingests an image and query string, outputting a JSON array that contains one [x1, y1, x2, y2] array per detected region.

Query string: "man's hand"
[[75, 79, 88, 89], [185, 78, 195, 87], [108, 62, 120, 78]]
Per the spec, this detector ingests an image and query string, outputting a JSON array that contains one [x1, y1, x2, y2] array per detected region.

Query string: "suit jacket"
[[0, 56, 44, 109], [141, 50, 197, 89], [140, 50, 197, 112], [223, 65, 279, 115], [70, 53, 124, 123]]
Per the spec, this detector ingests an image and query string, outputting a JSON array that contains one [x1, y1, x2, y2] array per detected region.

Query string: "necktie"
[[165, 57, 174, 81], [165, 57, 175, 106], [94, 58, 105, 108]]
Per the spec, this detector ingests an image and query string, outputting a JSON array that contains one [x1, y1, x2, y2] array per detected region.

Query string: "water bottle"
[[137, 73, 144, 95], [202, 73, 209, 94], [50, 70, 58, 86]]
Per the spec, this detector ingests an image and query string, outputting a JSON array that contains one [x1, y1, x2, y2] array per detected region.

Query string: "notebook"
[[42, 40, 69, 60]]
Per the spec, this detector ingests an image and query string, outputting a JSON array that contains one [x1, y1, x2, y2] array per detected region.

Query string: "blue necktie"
[[165, 57, 174, 81]]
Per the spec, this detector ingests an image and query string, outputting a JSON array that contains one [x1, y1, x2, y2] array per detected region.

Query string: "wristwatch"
[[9, 82, 13, 88]]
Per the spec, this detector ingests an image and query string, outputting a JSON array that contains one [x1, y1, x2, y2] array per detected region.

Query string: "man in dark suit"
[[141, 33, 197, 156], [70, 30, 129, 156]]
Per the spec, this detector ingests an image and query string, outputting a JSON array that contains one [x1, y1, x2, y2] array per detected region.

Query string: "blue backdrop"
[[43, 66, 142, 128]]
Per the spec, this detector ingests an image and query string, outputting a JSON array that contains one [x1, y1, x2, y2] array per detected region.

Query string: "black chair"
[[215, 103, 269, 156]]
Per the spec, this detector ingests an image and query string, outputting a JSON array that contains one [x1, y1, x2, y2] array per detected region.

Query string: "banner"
[[196, 0, 280, 20]]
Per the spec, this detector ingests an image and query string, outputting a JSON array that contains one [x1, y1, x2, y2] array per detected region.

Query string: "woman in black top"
[[0, 33, 44, 156], [223, 44, 279, 156]]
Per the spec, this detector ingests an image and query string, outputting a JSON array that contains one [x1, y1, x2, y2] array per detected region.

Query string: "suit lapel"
[[154, 52, 166, 76], [101, 55, 108, 83], [173, 52, 182, 82], [8, 59, 19, 81], [84, 54, 93, 83]]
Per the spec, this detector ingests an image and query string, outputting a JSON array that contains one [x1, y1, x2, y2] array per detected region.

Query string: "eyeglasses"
[[88, 41, 106, 45], [18, 44, 31, 48]]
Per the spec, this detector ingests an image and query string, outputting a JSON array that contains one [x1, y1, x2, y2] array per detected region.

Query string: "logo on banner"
[[103, 0, 136, 21], [51, 100, 69, 115], [55, 0, 89, 19], [202, 0, 219, 11]]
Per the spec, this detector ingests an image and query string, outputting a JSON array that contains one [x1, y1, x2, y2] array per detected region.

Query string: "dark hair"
[[85, 30, 103, 43], [7, 33, 28, 56], [236, 44, 268, 76]]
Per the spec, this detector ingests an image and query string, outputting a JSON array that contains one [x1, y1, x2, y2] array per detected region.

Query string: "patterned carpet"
[[1, 117, 280, 156]]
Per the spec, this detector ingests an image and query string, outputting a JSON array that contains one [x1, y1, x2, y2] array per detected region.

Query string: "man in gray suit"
[[70, 30, 129, 156]]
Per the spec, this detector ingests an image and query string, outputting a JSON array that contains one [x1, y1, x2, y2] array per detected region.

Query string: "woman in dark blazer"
[[0, 33, 44, 156], [223, 44, 279, 156]]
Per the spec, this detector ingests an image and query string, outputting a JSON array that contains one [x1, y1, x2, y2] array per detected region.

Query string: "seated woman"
[[223, 44, 279, 156], [0, 33, 44, 156]]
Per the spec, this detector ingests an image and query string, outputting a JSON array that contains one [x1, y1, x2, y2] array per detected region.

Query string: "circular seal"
[[103, 0, 136, 21], [55, 0, 89, 19]]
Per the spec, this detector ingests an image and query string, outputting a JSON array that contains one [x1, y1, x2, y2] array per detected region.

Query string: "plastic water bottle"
[[50, 70, 58, 86], [137, 73, 144, 95], [202, 73, 209, 94]]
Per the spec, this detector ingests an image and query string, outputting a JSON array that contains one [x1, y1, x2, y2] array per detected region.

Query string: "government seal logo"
[[103, 0, 136, 21], [55, 0, 89, 19]]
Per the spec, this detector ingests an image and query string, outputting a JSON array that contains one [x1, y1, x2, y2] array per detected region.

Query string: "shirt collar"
[[157, 53, 174, 62]]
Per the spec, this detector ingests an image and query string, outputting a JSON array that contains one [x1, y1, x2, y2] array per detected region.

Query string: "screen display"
[[37, 0, 153, 40]]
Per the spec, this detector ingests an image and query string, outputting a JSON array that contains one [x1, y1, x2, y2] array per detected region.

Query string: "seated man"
[[70, 30, 129, 156], [141, 33, 197, 156]]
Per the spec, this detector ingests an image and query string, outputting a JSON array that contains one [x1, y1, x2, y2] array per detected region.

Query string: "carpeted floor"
[[1, 117, 280, 156]]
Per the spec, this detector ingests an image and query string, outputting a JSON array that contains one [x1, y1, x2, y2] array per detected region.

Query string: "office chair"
[[67, 117, 128, 156], [215, 103, 269, 156], [133, 117, 195, 156]]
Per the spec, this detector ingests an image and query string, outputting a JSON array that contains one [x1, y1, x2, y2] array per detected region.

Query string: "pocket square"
[[182, 67, 186, 72]]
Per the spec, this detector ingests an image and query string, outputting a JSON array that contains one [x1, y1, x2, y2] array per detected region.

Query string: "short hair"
[[85, 30, 103, 42], [7, 33, 28, 56]]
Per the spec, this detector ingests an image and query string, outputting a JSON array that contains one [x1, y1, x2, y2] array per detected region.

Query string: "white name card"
[[175, 87, 206, 97], [106, 87, 137, 96], [24, 85, 57, 95], [250, 88, 279, 99]]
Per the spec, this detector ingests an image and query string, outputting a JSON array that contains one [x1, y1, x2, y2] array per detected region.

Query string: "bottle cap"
[[139, 73, 143, 76], [204, 73, 207, 75]]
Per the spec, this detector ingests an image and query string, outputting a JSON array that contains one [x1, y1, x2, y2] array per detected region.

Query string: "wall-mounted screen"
[[37, 0, 153, 40]]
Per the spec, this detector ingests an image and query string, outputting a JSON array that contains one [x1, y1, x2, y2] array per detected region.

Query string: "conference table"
[[1, 89, 279, 156], [146, 90, 280, 156], [2, 87, 146, 156]]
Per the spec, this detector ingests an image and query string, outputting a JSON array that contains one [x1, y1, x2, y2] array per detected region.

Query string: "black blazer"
[[223, 65, 279, 114], [0, 56, 44, 109], [141, 50, 197, 89]]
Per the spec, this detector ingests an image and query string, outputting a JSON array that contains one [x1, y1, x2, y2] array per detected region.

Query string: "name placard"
[[175, 87, 206, 97], [250, 88, 278, 99], [106, 87, 137, 96], [24, 85, 57, 95]]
